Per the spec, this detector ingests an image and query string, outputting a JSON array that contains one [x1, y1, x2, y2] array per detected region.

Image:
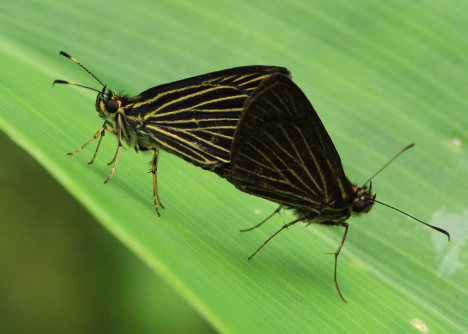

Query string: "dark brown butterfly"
[[54, 51, 290, 214], [218, 74, 450, 302]]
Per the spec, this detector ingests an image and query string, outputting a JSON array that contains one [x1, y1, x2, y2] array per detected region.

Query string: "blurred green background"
[[1, 0, 467, 333], [0, 131, 215, 333]]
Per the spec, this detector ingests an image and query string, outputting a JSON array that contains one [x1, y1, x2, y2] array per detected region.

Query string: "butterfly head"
[[95, 86, 121, 119], [351, 183, 376, 214]]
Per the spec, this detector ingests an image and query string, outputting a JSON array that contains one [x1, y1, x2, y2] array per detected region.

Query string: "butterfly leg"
[[150, 149, 165, 216], [240, 205, 282, 232], [89, 125, 116, 165], [326, 222, 349, 303], [247, 216, 303, 260], [105, 114, 123, 184], [68, 121, 115, 165]]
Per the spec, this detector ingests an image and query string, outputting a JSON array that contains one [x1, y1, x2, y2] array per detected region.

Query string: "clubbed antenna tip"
[[52, 79, 69, 87], [59, 51, 71, 58], [57, 50, 106, 88]]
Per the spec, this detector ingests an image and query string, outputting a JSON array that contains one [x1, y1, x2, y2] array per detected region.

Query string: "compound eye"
[[353, 199, 367, 213], [106, 99, 119, 113]]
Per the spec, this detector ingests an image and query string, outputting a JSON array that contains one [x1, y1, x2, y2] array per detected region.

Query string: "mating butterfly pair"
[[55, 52, 449, 301]]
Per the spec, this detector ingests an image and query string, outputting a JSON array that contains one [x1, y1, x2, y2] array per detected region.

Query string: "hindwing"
[[227, 75, 353, 210]]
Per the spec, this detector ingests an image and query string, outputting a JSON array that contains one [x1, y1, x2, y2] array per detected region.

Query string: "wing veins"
[[262, 129, 320, 197], [276, 124, 324, 194], [146, 125, 229, 162]]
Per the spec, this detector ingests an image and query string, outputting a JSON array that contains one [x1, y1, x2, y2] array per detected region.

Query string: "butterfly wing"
[[226, 75, 353, 213], [129, 66, 291, 170]]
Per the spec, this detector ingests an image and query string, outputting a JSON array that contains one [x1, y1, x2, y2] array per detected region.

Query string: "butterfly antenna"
[[363, 143, 415, 186], [374, 199, 450, 241], [52, 79, 104, 94], [58, 51, 106, 87]]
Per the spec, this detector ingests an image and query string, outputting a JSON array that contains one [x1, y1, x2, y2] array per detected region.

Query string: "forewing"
[[227, 75, 352, 209], [132, 66, 291, 170]]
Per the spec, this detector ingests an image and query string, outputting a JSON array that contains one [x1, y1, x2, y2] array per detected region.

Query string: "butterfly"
[[218, 74, 449, 301], [54, 51, 290, 214]]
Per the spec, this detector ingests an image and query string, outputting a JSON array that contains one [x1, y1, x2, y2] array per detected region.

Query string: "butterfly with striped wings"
[[54, 51, 290, 214], [218, 74, 449, 302]]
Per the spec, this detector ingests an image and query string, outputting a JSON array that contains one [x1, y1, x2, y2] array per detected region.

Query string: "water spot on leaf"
[[429, 208, 467, 276], [410, 318, 429, 333], [451, 136, 463, 148]]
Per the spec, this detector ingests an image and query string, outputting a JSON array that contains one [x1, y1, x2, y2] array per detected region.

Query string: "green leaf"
[[1, 0, 466, 333]]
